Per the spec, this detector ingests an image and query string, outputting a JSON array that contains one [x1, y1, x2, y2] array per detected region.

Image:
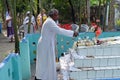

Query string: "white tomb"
[[60, 36, 120, 80]]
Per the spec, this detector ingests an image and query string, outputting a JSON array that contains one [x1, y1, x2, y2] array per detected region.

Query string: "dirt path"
[[0, 30, 14, 62]]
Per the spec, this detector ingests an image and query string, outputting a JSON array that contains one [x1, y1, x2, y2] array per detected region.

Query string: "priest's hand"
[[73, 31, 79, 37]]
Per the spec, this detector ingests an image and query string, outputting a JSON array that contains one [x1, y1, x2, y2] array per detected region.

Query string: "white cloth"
[[23, 16, 29, 25], [23, 15, 36, 36], [80, 24, 89, 32], [31, 15, 36, 27], [7, 20, 12, 27], [6, 11, 12, 27], [35, 17, 74, 80]]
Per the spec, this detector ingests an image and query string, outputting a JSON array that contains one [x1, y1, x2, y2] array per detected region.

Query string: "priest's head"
[[48, 9, 59, 21]]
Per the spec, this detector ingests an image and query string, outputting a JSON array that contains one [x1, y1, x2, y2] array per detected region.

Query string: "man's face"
[[27, 14, 30, 17], [53, 12, 59, 21]]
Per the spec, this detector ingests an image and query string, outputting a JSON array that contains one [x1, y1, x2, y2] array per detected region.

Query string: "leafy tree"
[[8, 0, 19, 53]]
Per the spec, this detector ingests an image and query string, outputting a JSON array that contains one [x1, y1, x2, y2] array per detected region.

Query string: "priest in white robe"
[[35, 9, 78, 80]]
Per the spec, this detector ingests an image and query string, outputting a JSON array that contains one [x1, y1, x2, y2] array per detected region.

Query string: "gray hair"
[[48, 9, 59, 17]]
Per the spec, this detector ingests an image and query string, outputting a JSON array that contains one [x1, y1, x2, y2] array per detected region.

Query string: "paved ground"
[[0, 29, 15, 63]]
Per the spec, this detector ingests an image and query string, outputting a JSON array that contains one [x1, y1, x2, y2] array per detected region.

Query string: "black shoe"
[[34, 76, 42, 80]]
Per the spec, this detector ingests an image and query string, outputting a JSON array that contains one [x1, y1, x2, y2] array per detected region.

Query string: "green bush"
[[116, 19, 120, 27]]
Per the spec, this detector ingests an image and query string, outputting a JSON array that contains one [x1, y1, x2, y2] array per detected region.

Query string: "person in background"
[[80, 19, 89, 32], [23, 11, 36, 36], [91, 19, 102, 44], [35, 9, 78, 80], [94, 19, 102, 44], [31, 12, 36, 32], [37, 9, 47, 32], [6, 8, 14, 42]]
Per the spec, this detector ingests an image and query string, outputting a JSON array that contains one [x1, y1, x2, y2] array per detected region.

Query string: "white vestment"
[[35, 17, 74, 80]]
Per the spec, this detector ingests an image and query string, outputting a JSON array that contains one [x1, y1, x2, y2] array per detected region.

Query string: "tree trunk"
[[1, 0, 7, 29], [37, 0, 40, 14], [10, 0, 19, 53], [103, 1, 108, 31], [98, 0, 101, 19], [86, 0, 90, 25], [108, 0, 115, 31], [68, 0, 76, 24]]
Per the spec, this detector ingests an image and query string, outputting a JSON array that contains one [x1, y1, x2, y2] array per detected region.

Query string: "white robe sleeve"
[[46, 18, 74, 37]]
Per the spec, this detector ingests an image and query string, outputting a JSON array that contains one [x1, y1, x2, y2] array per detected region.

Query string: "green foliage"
[[0, 1, 2, 22], [90, 0, 99, 6], [90, 0, 111, 6], [116, 19, 120, 27], [0, 1, 2, 12], [16, 1, 26, 13], [0, 0, 113, 29]]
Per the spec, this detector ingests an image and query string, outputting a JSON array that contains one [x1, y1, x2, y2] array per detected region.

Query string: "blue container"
[[0, 23, 2, 33]]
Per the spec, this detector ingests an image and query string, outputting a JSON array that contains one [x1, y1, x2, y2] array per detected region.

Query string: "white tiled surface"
[[111, 45, 120, 56], [96, 70, 104, 78], [77, 44, 120, 56], [87, 71, 96, 79], [104, 69, 112, 78], [108, 58, 116, 66], [74, 56, 120, 68], [116, 57, 120, 66], [103, 46, 112, 56], [95, 47, 103, 56], [61, 38, 120, 80], [91, 58, 100, 67], [113, 69, 120, 77], [69, 66, 120, 80], [77, 48, 88, 56], [83, 59, 92, 67], [87, 47, 96, 56]]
